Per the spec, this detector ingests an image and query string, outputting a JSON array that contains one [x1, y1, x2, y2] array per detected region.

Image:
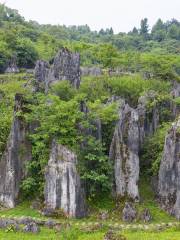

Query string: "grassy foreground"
[[0, 226, 180, 240]]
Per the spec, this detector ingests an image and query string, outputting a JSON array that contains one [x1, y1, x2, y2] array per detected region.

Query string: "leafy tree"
[[140, 18, 149, 40], [140, 123, 171, 176], [151, 19, 166, 41], [51, 80, 76, 101], [167, 24, 180, 40], [79, 137, 112, 198], [0, 41, 10, 72], [15, 38, 38, 68]]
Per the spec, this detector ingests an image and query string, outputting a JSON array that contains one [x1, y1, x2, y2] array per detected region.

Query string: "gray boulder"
[[109, 102, 140, 200], [158, 117, 180, 219], [17, 217, 35, 225], [0, 94, 32, 208], [44, 140, 86, 218], [44, 219, 57, 229], [141, 208, 152, 222], [122, 202, 137, 222], [23, 222, 40, 233]]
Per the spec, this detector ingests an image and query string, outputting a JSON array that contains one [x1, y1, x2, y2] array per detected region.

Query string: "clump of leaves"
[[140, 122, 171, 176]]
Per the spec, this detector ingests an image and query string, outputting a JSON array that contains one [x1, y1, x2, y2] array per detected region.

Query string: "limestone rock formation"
[[50, 48, 80, 88], [122, 202, 137, 222], [34, 48, 81, 92], [23, 222, 40, 233], [44, 140, 86, 218], [158, 117, 180, 219], [0, 94, 32, 208], [34, 60, 50, 92], [141, 208, 152, 222], [109, 102, 140, 200], [5, 57, 19, 74]]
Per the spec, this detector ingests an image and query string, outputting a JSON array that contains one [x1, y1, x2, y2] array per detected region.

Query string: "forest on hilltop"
[[0, 3, 180, 77]]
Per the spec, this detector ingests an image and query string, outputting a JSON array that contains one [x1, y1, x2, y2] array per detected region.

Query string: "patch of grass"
[[124, 228, 180, 240], [137, 178, 175, 223], [0, 202, 42, 219]]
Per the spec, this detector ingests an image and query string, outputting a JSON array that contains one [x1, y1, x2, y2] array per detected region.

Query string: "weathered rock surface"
[[44, 140, 86, 218], [81, 67, 102, 76], [122, 202, 137, 222], [34, 60, 50, 92], [5, 57, 19, 74], [109, 102, 140, 200], [34, 48, 81, 92], [158, 117, 180, 219], [50, 48, 80, 88], [141, 208, 152, 222], [0, 94, 32, 208], [23, 222, 40, 233]]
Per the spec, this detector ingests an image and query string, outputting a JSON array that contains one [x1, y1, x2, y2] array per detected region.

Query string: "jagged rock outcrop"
[[122, 202, 137, 222], [5, 57, 19, 74], [141, 208, 152, 222], [34, 48, 81, 92], [0, 94, 32, 208], [48, 48, 80, 89], [109, 91, 173, 200], [44, 140, 86, 218], [109, 102, 140, 200], [158, 117, 180, 219], [81, 67, 102, 76], [34, 60, 50, 92]]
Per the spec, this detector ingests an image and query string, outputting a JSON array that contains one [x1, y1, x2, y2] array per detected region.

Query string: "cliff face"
[[34, 60, 50, 92], [109, 102, 140, 201], [0, 94, 31, 208], [109, 92, 168, 201], [44, 140, 86, 218], [158, 117, 180, 219]]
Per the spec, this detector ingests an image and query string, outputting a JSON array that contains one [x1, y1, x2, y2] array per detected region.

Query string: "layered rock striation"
[[109, 102, 140, 200], [158, 117, 180, 219], [34, 48, 81, 92], [0, 94, 32, 208], [44, 140, 86, 218]]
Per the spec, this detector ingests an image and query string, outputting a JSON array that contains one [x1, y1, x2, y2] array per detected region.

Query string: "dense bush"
[[140, 123, 171, 176], [15, 38, 38, 68]]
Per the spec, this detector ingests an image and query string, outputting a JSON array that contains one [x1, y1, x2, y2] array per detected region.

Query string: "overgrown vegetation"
[[0, 3, 180, 81], [0, 3, 180, 239]]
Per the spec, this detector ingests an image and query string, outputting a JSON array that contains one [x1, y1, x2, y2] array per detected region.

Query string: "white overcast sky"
[[2, 0, 180, 33]]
